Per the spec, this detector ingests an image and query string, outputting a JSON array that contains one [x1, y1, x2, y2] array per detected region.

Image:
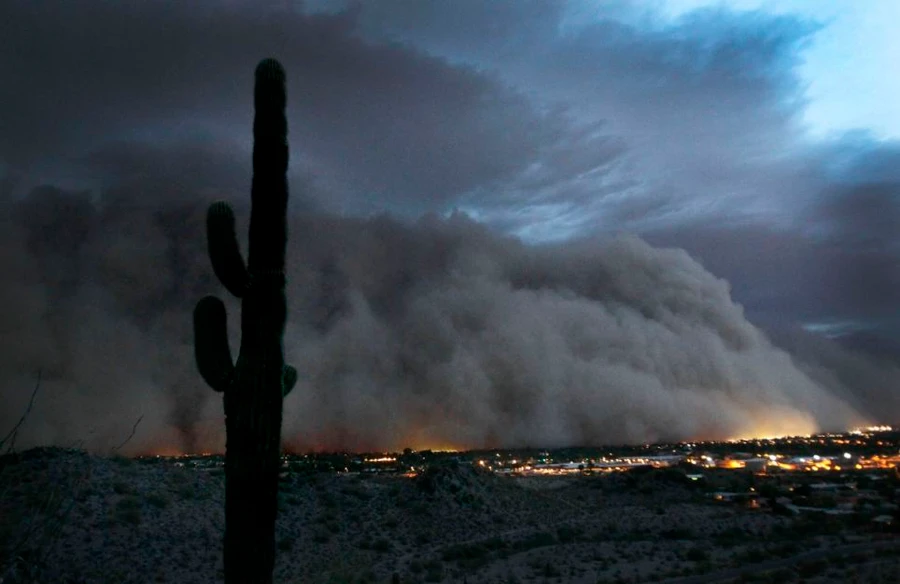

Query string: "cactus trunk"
[[193, 58, 296, 584]]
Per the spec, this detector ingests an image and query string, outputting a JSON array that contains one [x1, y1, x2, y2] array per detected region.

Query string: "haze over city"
[[2, 0, 899, 454]]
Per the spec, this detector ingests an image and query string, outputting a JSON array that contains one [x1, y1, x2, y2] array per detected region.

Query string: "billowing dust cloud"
[[1, 185, 889, 454]]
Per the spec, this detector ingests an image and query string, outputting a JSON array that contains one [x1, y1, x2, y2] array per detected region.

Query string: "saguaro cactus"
[[193, 58, 297, 584]]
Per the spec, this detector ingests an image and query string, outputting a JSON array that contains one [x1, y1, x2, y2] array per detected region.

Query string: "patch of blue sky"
[[450, 202, 588, 244], [567, 0, 900, 141]]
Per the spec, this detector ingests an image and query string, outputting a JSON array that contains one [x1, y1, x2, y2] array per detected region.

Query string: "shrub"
[[661, 528, 693, 540], [113, 481, 134, 495], [146, 492, 170, 509], [111, 455, 133, 467], [177, 484, 196, 499], [415, 532, 431, 546], [686, 547, 708, 562], [740, 547, 767, 564], [540, 562, 561, 578], [797, 559, 827, 578], [372, 538, 392, 553], [513, 531, 556, 552], [556, 525, 582, 543], [115, 496, 142, 525], [423, 560, 443, 583]]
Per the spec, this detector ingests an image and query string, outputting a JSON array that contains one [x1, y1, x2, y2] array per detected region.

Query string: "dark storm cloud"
[[0, 186, 875, 453], [354, 2, 821, 230], [766, 325, 900, 419], [78, 138, 250, 201], [0, 181, 218, 453], [2, 0, 831, 228], [645, 220, 899, 329], [352, 0, 564, 59], [644, 139, 900, 356], [1, 1, 564, 211], [812, 183, 900, 322]]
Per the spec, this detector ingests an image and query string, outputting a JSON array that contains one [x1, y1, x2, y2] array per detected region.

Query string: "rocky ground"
[[0, 447, 898, 583]]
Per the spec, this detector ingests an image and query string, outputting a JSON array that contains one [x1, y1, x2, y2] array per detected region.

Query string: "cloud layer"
[[281, 212, 873, 451], [2, 186, 892, 453], [1, 1, 898, 452]]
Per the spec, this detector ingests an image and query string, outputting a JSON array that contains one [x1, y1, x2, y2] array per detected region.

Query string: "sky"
[[656, 0, 900, 140], [1, 1, 898, 453]]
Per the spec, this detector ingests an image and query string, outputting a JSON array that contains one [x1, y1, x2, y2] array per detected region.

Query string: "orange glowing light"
[[137, 445, 185, 458], [721, 408, 840, 442]]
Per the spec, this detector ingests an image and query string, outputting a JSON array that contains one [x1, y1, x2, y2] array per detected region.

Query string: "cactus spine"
[[193, 58, 297, 584]]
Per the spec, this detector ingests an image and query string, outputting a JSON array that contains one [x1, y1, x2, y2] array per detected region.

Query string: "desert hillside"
[[0, 448, 898, 583]]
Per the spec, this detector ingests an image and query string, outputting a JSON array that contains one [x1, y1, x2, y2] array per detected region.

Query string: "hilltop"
[[0, 447, 898, 583]]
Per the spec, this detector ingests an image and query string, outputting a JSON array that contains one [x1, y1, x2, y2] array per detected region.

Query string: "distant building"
[[744, 458, 768, 473]]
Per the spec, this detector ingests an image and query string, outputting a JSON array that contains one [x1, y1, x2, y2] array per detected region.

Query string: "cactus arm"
[[193, 295, 235, 392], [282, 365, 297, 397], [207, 202, 250, 298]]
